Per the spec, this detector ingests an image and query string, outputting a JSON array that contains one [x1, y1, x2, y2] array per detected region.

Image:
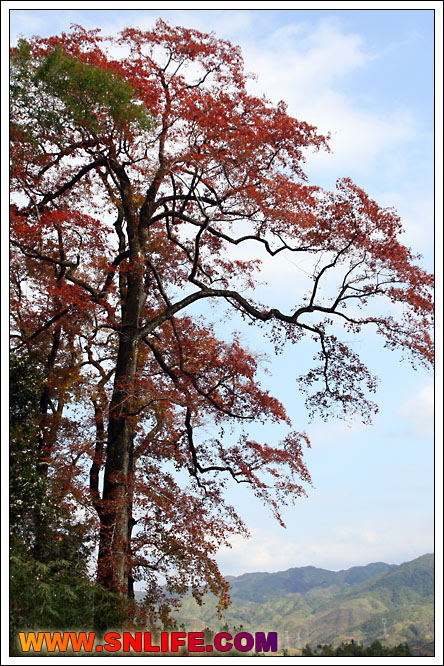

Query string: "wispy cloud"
[[399, 384, 434, 438], [236, 17, 418, 184], [217, 517, 433, 575]]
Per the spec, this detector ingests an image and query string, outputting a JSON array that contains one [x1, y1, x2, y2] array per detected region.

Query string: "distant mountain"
[[174, 554, 434, 651], [225, 561, 396, 602], [348, 553, 434, 603]]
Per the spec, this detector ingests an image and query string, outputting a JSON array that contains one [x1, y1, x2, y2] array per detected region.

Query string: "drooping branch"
[[183, 407, 246, 487]]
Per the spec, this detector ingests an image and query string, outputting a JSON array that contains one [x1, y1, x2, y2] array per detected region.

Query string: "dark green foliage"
[[10, 39, 153, 158], [409, 641, 435, 657], [302, 639, 411, 656], [34, 44, 153, 134], [9, 354, 127, 641], [9, 354, 48, 543], [11, 549, 90, 630], [9, 353, 43, 423], [9, 353, 89, 561]]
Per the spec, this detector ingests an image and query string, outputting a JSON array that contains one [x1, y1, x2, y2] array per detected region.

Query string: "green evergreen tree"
[[10, 354, 128, 647], [302, 640, 412, 657]]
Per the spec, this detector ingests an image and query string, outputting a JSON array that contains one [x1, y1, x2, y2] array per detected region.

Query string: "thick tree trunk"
[[96, 157, 155, 600], [96, 185, 146, 595], [97, 329, 138, 594]]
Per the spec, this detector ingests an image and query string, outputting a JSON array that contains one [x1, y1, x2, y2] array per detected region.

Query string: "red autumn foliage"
[[10, 21, 433, 623]]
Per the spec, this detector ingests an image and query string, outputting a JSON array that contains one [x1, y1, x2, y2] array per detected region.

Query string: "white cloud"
[[308, 418, 368, 449], [10, 10, 45, 39], [248, 17, 369, 90], [217, 516, 433, 576], [235, 17, 417, 183], [399, 384, 434, 438]]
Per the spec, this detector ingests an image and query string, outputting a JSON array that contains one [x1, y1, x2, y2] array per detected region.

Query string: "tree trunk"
[[96, 190, 146, 595], [96, 158, 154, 599], [97, 329, 138, 595]]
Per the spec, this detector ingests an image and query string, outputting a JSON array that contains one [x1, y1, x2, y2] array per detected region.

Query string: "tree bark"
[[96, 170, 146, 596], [96, 320, 139, 594]]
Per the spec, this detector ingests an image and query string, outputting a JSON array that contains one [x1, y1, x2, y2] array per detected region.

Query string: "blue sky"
[[6, 5, 438, 576]]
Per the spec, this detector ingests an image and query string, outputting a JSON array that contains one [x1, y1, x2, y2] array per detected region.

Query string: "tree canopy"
[[10, 21, 433, 626], [302, 640, 412, 657]]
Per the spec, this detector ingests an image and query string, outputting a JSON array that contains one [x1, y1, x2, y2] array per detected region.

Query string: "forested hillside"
[[173, 554, 434, 650]]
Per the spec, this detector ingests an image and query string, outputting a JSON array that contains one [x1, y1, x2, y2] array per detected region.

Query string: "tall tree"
[[10, 22, 433, 615]]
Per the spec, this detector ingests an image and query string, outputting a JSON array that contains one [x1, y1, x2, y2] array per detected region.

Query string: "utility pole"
[[284, 630, 290, 650]]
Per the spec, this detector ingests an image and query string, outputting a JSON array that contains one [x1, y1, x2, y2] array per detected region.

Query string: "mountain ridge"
[[223, 560, 398, 602], [173, 553, 434, 649]]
